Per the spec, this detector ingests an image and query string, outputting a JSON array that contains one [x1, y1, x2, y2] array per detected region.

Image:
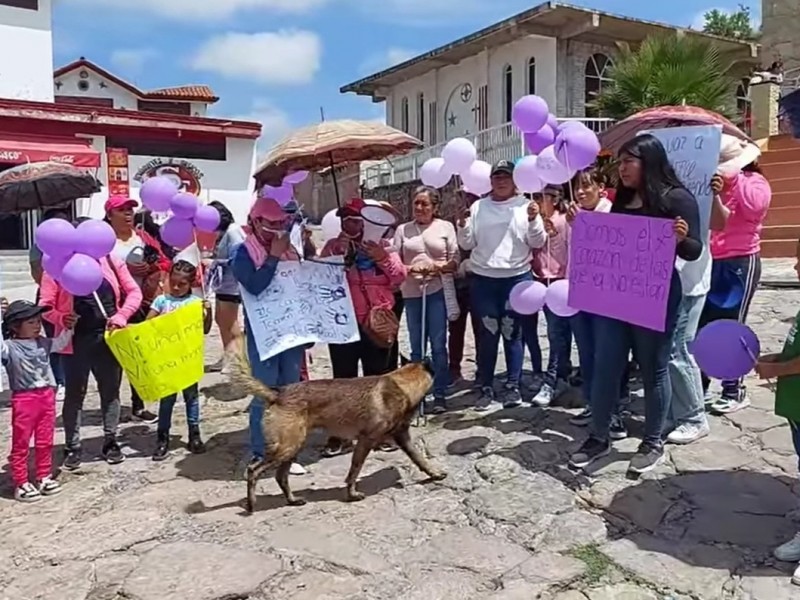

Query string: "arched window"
[[527, 58, 536, 95], [400, 97, 409, 132], [736, 79, 751, 134], [584, 53, 614, 117], [417, 92, 425, 140], [503, 65, 513, 123]]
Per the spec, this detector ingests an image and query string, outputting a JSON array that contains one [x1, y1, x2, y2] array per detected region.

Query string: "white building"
[[341, 2, 758, 187]]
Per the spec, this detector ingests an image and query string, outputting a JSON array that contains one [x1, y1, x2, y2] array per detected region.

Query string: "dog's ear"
[[399, 354, 411, 366]]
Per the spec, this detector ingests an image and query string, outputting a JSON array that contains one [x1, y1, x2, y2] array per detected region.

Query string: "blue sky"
[[53, 0, 760, 152]]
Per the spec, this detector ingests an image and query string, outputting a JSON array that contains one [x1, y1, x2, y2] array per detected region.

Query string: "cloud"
[[63, 0, 328, 21], [359, 47, 418, 75], [230, 99, 293, 155], [190, 30, 321, 85], [110, 48, 158, 73]]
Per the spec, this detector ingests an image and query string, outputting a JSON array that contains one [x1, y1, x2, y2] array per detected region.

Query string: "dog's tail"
[[226, 351, 279, 405]]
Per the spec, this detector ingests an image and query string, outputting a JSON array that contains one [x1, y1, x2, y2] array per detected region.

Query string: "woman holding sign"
[[569, 134, 703, 475]]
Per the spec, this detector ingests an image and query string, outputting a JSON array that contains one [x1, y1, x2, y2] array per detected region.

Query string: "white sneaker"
[[533, 384, 554, 407], [793, 561, 800, 586], [55, 385, 65, 401], [289, 463, 307, 476], [667, 421, 711, 445], [775, 532, 800, 562], [38, 477, 62, 496], [15, 482, 42, 502]]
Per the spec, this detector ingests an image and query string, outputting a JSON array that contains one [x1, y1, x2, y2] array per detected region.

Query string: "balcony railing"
[[362, 117, 616, 189]]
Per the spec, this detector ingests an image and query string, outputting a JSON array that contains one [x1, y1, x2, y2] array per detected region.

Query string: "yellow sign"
[[105, 302, 204, 402]]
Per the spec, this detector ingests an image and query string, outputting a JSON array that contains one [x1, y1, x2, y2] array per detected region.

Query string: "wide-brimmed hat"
[[3, 300, 49, 324], [718, 134, 761, 176]]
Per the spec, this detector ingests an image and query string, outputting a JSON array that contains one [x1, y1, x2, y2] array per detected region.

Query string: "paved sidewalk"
[[0, 273, 799, 599]]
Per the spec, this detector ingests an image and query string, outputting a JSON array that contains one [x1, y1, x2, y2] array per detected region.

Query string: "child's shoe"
[[187, 425, 206, 455], [38, 477, 62, 496], [15, 482, 42, 502]]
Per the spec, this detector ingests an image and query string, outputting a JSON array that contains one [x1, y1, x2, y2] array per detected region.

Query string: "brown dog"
[[229, 356, 447, 512]]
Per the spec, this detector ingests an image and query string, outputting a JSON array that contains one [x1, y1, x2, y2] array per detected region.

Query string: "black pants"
[[126, 311, 146, 414], [700, 253, 761, 398], [62, 332, 123, 450], [329, 329, 396, 378], [388, 291, 404, 369]]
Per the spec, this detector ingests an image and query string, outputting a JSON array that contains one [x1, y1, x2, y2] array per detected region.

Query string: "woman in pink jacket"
[[699, 136, 771, 414], [39, 246, 143, 470], [320, 197, 407, 455]]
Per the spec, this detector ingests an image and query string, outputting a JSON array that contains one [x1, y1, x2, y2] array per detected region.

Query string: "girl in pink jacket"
[[39, 253, 142, 471]]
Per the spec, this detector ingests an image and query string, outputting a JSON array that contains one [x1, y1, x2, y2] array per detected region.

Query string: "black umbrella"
[[0, 161, 102, 213]]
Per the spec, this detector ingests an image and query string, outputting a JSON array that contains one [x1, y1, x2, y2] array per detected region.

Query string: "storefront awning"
[[0, 134, 101, 168]]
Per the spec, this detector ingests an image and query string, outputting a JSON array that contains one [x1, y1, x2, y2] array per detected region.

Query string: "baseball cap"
[[336, 197, 366, 217], [249, 197, 287, 221], [104, 196, 138, 213], [491, 160, 515, 177]]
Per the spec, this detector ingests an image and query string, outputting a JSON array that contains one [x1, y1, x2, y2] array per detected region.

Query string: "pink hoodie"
[[38, 255, 143, 354], [710, 171, 771, 260], [320, 238, 406, 326], [532, 212, 571, 280]]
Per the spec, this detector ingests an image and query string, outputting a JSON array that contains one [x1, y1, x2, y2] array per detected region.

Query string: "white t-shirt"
[[676, 233, 711, 297], [112, 233, 145, 285]]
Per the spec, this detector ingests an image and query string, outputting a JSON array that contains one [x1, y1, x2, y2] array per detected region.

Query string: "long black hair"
[[209, 200, 234, 232], [615, 134, 685, 216]]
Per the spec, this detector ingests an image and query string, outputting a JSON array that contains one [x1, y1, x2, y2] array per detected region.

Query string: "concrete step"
[[766, 134, 800, 151], [762, 224, 800, 240], [769, 190, 800, 208], [768, 177, 800, 194], [760, 147, 800, 165], [760, 161, 800, 181], [761, 238, 798, 258], [765, 206, 800, 225], [0, 251, 34, 289]]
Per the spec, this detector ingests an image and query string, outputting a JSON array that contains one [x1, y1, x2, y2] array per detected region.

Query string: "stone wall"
[[367, 179, 462, 222], [556, 39, 618, 118]]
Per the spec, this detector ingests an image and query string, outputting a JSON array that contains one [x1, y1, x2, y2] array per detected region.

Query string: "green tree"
[[702, 5, 757, 40], [593, 35, 737, 120]]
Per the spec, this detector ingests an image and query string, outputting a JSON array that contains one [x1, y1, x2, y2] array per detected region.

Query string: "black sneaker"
[[430, 397, 447, 415], [628, 443, 664, 474], [187, 426, 206, 454], [503, 384, 523, 409], [569, 437, 611, 469], [475, 387, 495, 412], [570, 408, 593, 426], [152, 436, 169, 462], [62, 449, 82, 471], [133, 409, 158, 424], [101, 439, 125, 465], [609, 415, 628, 440]]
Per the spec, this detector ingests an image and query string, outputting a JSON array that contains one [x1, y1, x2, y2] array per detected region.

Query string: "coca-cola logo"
[[0, 150, 21, 162], [49, 155, 75, 164]]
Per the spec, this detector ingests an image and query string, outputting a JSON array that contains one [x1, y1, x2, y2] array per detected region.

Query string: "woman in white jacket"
[[457, 159, 547, 410]]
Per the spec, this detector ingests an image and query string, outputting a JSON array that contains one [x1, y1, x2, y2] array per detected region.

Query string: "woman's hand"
[[456, 206, 470, 228], [63, 313, 78, 329], [106, 320, 123, 331], [527, 200, 540, 222], [544, 218, 558, 237], [565, 202, 580, 223], [127, 261, 150, 277], [362, 240, 387, 262], [710, 173, 724, 195], [673, 217, 688, 242], [268, 233, 291, 258], [756, 354, 783, 379]]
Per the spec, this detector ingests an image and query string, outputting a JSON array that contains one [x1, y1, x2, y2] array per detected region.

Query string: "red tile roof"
[[53, 58, 220, 104]]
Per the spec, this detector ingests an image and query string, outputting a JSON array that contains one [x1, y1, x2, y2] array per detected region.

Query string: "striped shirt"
[[1, 330, 72, 391]]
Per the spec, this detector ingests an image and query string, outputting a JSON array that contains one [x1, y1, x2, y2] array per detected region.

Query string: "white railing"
[[362, 118, 616, 189]]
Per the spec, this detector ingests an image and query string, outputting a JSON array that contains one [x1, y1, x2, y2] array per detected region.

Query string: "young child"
[[146, 260, 212, 461], [756, 240, 800, 586], [1, 300, 74, 501], [531, 185, 573, 407]]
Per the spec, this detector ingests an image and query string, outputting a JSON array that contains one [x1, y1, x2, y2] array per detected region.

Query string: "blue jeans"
[[522, 313, 543, 374], [590, 271, 682, 447], [542, 306, 572, 387], [246, 328, 305, 461], [469, 272, 538, 389], [405, 289, 449, 398], [668, 294, 707, 426], [572, 312, 628, 411], [157, 383, 200, 434]]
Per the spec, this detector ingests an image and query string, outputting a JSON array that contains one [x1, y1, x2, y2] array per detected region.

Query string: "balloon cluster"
[[259, 170, 309, 205], [139, 177, 222, 248], [509, 279, 577, 318], [511, 95, 601, 193], [35, 218, 117, 296], [418, 137, 491, 196]]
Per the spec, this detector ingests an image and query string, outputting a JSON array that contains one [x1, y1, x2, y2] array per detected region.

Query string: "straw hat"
[[717, 134, 761, 176]]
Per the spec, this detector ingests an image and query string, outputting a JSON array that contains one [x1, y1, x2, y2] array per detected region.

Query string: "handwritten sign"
[[240, 260, 359, 361], [568, 211, 677, 331], [643, 125, 722, 235], [105, 302, 204, 402]]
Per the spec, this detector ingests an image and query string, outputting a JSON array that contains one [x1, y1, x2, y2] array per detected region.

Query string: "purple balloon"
[[509, 281, 547, 315], [170, 192, 199, 219], [513, 156, 544, 193], [76, 219, 116, 260], [140, 176, 179, 213], [536, 145, 573, 184], [193, 204, 221, 232], [546, 113, 559, 131], [524, 124, 555, 154], [557, 120, 586, 132], [554, 125, 601, 171], [512, 95, 549, 133], [262, 183, 294, 206], [60, 253, 103, 296], [42, 253, 71, 280], [545, 280, 578, 317], [35, 218, 77, 258], [283, 170, 308, 184], [160, 216, 195, 248], [691, 319, 760, 380]]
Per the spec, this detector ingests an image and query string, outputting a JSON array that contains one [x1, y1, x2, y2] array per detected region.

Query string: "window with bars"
[[428, 101, 438, 144], [503, 65, 513, 122], [584, 53, 613, 118], [477, 85, 488, 130], [417, 93, 425, 141], [527, 58, 536, 95], [400, 97, 409, 132]]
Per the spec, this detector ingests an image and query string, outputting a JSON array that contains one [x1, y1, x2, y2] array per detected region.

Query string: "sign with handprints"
[[240, 260, 359, 361]]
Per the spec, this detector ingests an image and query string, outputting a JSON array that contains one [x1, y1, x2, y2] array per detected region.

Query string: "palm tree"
[[593, 35, 738, 120]]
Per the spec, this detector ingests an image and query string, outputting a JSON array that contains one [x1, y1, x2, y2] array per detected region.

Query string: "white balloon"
[[419, 157, 452, 188], [535, 145, 574, 184], [441, 137, 477, 174], [461, 160, 492, 195], [320, 209, 341, 243]]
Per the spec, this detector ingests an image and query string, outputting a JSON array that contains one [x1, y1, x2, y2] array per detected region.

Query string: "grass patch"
[[569, 544, 615, 584]]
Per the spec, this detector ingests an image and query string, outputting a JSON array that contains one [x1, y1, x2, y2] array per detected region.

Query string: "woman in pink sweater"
[[699, 136, 771, 414]]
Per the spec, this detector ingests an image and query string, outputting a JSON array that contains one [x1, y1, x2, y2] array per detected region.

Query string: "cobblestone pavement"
[[2, 259, 800, 599]]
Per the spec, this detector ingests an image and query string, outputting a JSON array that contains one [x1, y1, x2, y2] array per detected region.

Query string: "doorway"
[[0, 213, 23, 249]]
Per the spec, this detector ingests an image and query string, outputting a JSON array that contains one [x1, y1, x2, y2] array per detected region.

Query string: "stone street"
[[1, 259, 800, 599]]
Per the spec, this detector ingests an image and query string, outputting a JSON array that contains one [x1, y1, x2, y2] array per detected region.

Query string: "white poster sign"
[[240, 259, 359, 361]]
